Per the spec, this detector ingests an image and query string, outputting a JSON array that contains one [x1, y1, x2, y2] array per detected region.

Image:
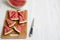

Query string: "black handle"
[[29, 27, 33, 37]]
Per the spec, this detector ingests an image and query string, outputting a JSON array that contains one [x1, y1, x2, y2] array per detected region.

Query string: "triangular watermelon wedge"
[[4, 25, 13, 35], [19, 16, 27, 23], [14, 24, 25, 33], [8, 10, 19, 20], [18, 10, 27, 23], [6, 18, 16, 27]]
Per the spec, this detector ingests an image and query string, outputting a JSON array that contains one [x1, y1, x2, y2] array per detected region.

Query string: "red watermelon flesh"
[[6, 18, 16, 27], [18, 11, 24, 17], [8, 10, 19, 20], [4, 25, 13, 35], [18, 11, 27, 23], [8, 0, 26, 7], [19, 16, 26, 23], [14, 24, 25, 33]]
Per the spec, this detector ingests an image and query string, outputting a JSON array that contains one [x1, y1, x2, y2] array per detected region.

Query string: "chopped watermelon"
[[18, 11, 27, 23], [8, 10, 19, 20], [4, 25, 13, 35], [14, 24, 25, 33], [6, 18, 16, 27]]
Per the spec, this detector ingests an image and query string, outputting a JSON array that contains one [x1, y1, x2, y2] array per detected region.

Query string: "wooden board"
[[1, 10, 27, 39]]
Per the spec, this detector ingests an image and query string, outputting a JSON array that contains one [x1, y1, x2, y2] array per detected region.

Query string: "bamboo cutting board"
[[1, 10, 27, 39]]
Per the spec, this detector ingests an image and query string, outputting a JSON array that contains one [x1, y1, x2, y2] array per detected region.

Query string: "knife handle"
[[30, 27, 33, 34], [29, 27, 33, 37]]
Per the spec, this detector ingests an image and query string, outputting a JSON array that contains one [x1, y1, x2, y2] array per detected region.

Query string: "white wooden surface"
[[0, 0, 60, 40]]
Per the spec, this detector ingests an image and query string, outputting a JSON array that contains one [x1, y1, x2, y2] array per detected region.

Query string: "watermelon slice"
[[14, 24, 25, 33], [7, 0, 26, 8], [8, 10, 19, 20], [4, 25, 13, 35], [6, 18, 16, 27], [18, 10, 27, 23]]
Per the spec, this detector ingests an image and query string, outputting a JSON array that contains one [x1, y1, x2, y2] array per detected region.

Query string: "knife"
[[29, 18, 34, 37]]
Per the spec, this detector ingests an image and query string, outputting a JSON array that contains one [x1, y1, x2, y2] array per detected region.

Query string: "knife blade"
[[29, 18, 34, 37]]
